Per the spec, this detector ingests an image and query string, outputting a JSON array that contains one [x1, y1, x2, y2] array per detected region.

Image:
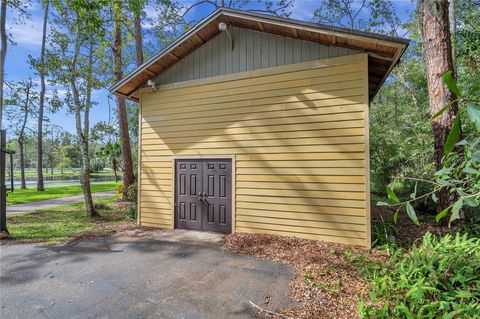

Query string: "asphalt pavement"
[[0, 229, 294, 319]]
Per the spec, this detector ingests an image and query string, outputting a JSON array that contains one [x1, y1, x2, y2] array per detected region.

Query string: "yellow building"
[[110, 8, 409, 247]]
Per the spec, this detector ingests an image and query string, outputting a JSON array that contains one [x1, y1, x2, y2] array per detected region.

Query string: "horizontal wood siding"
[[156, 27, 360, 85], [140, 54, 369, 246]]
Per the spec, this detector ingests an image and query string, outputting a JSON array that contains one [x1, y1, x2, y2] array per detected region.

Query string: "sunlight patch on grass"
[[6, 197, 134, 245]]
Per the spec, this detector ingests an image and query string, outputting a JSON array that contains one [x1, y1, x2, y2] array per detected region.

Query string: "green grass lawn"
[[11, 170, 117, 177], [5, 197, 135, 245], [7, 181, 121, 205], [12, 170, 74, 177]]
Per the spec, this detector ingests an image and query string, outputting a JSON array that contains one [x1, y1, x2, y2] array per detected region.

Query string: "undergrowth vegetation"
[[371, 217, 398, 249], [358, 233, 480, 319]]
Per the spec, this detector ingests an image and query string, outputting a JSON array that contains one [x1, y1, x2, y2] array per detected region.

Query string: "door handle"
[[197, 192, 205, 203], [199, 192, 209, 205]]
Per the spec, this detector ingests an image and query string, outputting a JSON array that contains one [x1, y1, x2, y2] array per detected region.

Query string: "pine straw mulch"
[[223, 207, 456, 319], [223, 233, 388, 319]]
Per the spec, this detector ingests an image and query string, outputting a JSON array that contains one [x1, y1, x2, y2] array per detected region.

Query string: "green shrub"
[[117, 184, 124, 195], [126, 182, 137, 202], [116, 182, 138, 202], [90, 158, 105, 173], [127, 206, 137, 220], [459, 210, 480, 239], [360, 233, 480, 318], [93, 201, 110, 210]]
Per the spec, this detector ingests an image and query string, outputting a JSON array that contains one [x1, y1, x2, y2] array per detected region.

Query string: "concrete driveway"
[[0, 229, 294, 319]]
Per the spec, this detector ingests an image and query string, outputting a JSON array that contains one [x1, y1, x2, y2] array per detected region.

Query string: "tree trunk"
[[18, 85, 29, 189], [114, 171, 118, 182], [36, 0, 49, 191], [78, 132, 95, 216], [71, 26, 96, 217], [418, 0, 457, 211], [134, 9, 143, 66], [117, 97, 134, 198], [111, 155, 118, 182], [0, 0, 7, 128], [448, 0, 456, 67], [113, 2, 134, 199], [82, 37, 96, 217], [78, 136, 95, 216], [18, 138, 26, 189]]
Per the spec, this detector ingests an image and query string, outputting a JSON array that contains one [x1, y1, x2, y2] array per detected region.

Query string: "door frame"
[[171, 155, 236, 233]]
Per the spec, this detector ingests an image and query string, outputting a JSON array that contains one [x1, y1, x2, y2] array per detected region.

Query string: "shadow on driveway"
[[1, 229, 294, 319]]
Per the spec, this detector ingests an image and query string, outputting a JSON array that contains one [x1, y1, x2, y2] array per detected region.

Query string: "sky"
[[4, 0, 415, 135]]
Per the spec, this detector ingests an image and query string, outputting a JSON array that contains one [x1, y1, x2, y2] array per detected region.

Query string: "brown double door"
[[175, 159, 232, 234]]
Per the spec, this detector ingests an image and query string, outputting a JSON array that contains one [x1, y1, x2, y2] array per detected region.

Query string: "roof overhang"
[[110, 8, 409, 102]]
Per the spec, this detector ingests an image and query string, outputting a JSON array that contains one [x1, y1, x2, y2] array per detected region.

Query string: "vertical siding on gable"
[[156, 27, 360, 85], [246, 30, 254, 70], [141, 54, 370, 246]]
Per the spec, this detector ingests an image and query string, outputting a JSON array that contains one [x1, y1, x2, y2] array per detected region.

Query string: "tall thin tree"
[[418, 0, 457, 210], [70, 28, 96, 216], [132, 0, 144, 66], [36, 0, 49, 191], [4, 78, 38, 189], [47, 0, 106, 217], [0, 0, 7, 128], [16, 79, 33, 189], [113, 0, 134, 199]]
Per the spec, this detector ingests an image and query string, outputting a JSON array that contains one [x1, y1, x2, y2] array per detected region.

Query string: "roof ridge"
[[110, 7, 409, 102]]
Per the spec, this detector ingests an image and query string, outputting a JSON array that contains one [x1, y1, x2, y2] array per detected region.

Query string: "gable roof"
[[110, 8, 409, 102]]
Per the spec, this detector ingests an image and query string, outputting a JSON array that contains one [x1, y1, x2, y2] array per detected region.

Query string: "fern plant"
[[360, 233, 480, 318]]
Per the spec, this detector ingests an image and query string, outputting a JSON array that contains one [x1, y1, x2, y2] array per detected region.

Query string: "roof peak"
[[214, 7, 409, 45], [110, 7, 409, 102]]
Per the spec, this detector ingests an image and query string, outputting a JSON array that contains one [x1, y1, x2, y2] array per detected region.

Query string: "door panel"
[[175, 159, 232, 233], [175, 160, 203, 230], [202, 159, 232, 233]]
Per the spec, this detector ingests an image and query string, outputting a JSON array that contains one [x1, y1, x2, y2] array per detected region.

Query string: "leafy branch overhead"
[[379, 72, 480, 226]]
